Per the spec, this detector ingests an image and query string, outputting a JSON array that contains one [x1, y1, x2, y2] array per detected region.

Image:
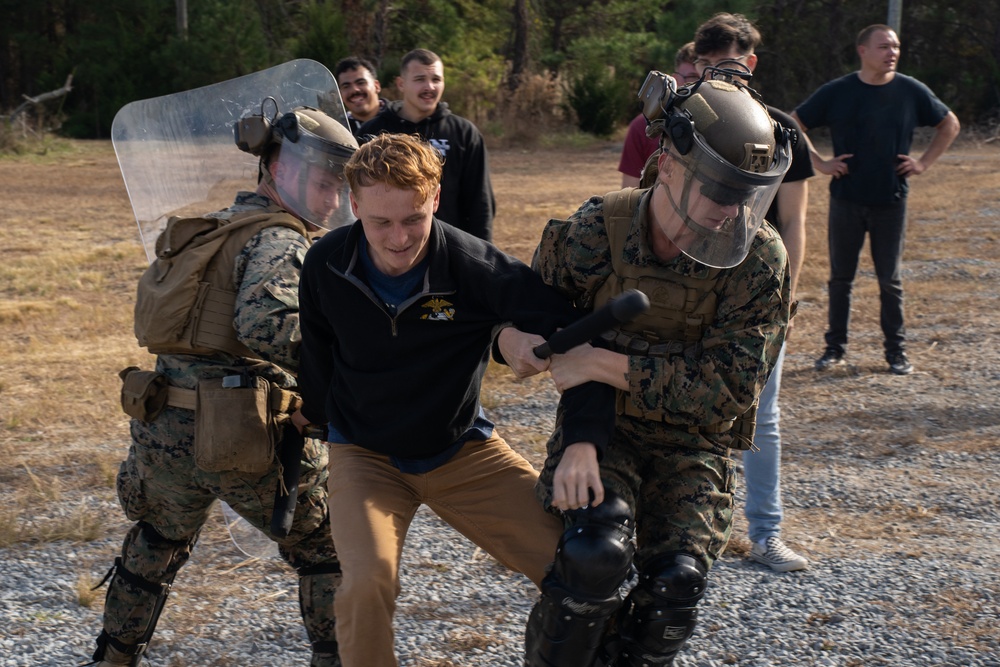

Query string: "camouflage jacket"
[[155, 192, 307, 391], [532, 191, 791, 450]]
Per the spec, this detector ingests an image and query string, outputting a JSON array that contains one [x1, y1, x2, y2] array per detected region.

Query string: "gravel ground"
[[2, 146, 998, 666], [2, 483, 997, 667], [3, 339, 999, 667]]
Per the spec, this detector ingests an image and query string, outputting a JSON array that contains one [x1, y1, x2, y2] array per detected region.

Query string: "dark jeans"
[[824, 196, 907, 357]]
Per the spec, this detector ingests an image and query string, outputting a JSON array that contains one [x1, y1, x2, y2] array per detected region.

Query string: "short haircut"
[[400, 48, 442, 74], [694, 13, 761, 56], [334, 56, 378, 80], [857, 24, 895, 47], [344, 133, 443, 206], [675, 42, 696, 70]]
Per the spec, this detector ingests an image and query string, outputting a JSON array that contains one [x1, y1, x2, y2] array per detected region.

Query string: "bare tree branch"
[[9, 74, 74, 121]]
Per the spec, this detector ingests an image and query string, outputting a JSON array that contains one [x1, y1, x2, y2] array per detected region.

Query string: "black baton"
[[533, 289, 650, 359], [271, 423, 305, 538]]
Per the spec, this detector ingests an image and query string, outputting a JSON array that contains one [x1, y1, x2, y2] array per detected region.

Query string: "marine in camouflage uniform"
[[524, 75, 795, 667], [91, 107, 357, 667]]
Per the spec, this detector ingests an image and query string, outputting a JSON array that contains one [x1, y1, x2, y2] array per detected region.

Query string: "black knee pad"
[[638, 552, 707, 604], [525, 493, 636, 667], [552, 491, 636, 599], [616, 553, 708, 666]]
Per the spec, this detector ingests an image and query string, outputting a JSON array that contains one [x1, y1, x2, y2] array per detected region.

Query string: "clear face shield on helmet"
[[236, 102, 358, 231], [661, 127, 789, 268], [639, 74, 793, 268]]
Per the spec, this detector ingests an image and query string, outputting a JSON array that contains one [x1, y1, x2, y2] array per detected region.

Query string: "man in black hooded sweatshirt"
[[358, 48, 496, 242]]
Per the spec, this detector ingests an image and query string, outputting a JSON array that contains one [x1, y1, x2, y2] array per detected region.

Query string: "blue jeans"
[[743, 344, 784, 543], [824, 197, 907, 357]]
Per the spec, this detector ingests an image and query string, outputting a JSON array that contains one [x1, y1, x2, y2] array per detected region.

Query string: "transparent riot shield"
[[112, 58, 350, 261], [112, 60, 349, 558]]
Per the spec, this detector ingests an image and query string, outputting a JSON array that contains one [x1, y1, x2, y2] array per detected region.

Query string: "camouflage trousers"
[[103, 406, 340, 665], [537, 414, 737, 572]]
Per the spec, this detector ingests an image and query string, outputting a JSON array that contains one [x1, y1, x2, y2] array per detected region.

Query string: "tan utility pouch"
[[194, 375, 276, 474], [119, 366, 169, 422]]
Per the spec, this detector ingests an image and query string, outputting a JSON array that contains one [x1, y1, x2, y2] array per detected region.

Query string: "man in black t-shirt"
[[793, 24, 960, 376]]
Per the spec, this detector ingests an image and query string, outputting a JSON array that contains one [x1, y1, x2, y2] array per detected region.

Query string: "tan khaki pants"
[[327, 434, 563, 667]]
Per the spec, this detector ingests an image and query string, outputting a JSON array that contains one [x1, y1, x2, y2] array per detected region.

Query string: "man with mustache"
[[358, 48, 496, 242], [334, 56, 386, 135]]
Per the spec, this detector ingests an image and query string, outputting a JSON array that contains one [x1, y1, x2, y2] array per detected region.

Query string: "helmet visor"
[[270, 140, 353, 230], [268, 116, 356, 230], [662, 129, 790, 268]]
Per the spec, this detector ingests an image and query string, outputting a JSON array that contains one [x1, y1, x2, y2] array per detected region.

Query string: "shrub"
[[566, 65, 627, 137], [490, 72, 567, 147]]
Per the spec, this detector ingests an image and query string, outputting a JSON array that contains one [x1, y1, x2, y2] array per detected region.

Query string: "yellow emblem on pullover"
[[421, 298, 456, 321]]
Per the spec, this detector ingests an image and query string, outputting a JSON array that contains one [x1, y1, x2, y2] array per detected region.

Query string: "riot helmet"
[[235, 101, 358, 229], [640, 72, 792, 268]]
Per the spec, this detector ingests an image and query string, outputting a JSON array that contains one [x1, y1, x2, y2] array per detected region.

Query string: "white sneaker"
[[750, 536, 809, 572]]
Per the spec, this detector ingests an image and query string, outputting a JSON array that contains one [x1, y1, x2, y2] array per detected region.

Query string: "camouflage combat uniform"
[[100, 192, 341, 666], [532, 188, 791, 571]]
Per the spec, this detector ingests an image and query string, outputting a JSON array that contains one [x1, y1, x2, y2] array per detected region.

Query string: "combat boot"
[[94, 643, 141, 666], [87, 632, 145, 667], [310, 649, 343, 667]]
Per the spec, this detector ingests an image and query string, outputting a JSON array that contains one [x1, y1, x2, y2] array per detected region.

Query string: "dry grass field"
[[1, 134, 999, 664]]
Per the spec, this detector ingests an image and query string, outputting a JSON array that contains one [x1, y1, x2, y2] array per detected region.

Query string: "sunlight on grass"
[[25, 464, 63, 502], [76, 571, 102, 608], [1, 242, 142, 298], [0, 300, 56, 324], [38, 505, 105, 543], [0, 506, 19, 547], [0, 132, 80, 162], [0, 465, 108, 546], [96, 454, 120, 488]]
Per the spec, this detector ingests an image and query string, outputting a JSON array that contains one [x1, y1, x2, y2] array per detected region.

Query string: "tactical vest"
[[592, 188, 757, 448], [134, 208, 307, 358]]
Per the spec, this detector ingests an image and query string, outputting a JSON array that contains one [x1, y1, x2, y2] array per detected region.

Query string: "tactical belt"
[[165, 383, 302, 414], [166, 386, 197, 410], [601, 331, 689, 358]]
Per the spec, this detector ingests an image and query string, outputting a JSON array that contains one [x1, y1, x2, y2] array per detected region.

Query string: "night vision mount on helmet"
[[635, 67, 796, 268], [234, 100, 357, 168]]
